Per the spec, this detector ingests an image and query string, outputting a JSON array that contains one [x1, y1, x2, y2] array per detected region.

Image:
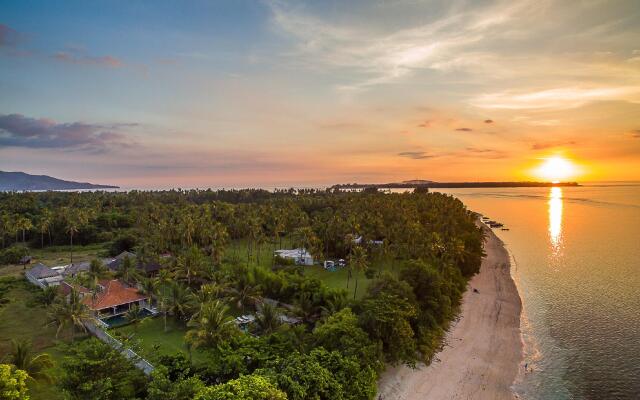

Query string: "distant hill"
[[332, 180, 579, 189], [0, 171, 118, 191]]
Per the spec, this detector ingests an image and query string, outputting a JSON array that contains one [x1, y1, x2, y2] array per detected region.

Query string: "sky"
[[1, 0, 639, 188]]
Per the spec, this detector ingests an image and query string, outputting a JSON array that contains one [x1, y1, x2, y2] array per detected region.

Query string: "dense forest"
[[0, 189, 484, 400]]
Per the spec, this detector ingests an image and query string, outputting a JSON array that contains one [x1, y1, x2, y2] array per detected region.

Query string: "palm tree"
[[194, 282, 225, 304], [4, 339, 54, 383], [39, 286, 59, 306], [65, 209, 87, 265], [16, 216, 33, 244], [139, 277, 158, 306], [47, 288, 93, 341], [88, 258, 109, 281], [228, 268, 260, 313], [293, 226, 321, 265], [117, 256, 141, 285], [0, 212, 8, 248], [125, 304, 146, 333], [157, 294, 170, 333], [319, 291, 348, 319], [37, 210, 52, 248], [255, 302, 281, 334], [175, 246, 209, 287], [295, 292, 318, 324], [349, 245, 368, 300], [205, 221, 228, 267], [167, 282, 193, 324], [186, 300, 237, 349]]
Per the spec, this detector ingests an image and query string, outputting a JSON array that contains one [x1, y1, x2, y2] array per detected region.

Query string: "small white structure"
[[353, 236, 383, 246], [274, 248, 314, 266]]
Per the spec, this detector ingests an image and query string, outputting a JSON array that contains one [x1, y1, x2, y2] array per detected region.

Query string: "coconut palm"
[[4, 339, 54, 383], [186, 300, 237, 349], [64, 209, 88, 264], [47, 288, 93, 341], [194, 282, 225, 304], [16, 216, 32, 244], [167, 281, 194, 324], [349, 245, 368, 300], [205, 221, 228, 267], [117, 256, 141, 285], [139, 277, 158, 306], [125, 304, 146, 333], [255, 302, 281, 334], [37, 210, 52, 248], [38, 286, 59, 306], [228, 268, 260, 313]]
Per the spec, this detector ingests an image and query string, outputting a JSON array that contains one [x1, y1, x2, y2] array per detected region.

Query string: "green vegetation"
[[0, 189, 484, 399], [0, 364, 29, 400]]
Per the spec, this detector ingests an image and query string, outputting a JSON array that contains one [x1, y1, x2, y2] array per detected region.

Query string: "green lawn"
[[0, 276, 72, 400], [305, 257, 398, 299], [112, 316, 208, 364]]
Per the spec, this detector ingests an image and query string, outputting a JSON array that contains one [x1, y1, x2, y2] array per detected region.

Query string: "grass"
[[112, 316, 208, 364], [305, 258, 398, 299], [0, 276, 71, 400], [227, 237, 401, 299], [0, 242, 109, 279], [28, 242, 109, 267]]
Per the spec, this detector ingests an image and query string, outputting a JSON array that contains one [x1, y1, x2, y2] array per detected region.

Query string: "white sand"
[[377, 226, 523, 400]]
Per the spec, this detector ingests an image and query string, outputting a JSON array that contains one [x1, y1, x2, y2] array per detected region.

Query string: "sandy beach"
[[377, 225, 523, 400]]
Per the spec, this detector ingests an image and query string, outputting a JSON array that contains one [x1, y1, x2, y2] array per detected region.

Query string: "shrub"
[[0, 246, 29, 265]]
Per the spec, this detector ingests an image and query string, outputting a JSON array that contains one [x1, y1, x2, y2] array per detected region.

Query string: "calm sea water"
[[432, 184, 640, 400]]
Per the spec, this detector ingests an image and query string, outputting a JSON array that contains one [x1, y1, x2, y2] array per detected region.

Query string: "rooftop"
[[26, 263, 60, 279], [82, 279, 148, 311]]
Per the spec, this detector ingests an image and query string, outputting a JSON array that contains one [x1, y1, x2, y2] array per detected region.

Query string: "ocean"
[[433, 184, 640, 400]]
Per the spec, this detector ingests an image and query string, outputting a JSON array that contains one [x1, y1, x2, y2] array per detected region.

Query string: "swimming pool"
[[100, 308, 155, 328]]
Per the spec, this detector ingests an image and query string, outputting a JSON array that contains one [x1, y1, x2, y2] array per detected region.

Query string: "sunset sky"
[[1, 0, 639, 188]]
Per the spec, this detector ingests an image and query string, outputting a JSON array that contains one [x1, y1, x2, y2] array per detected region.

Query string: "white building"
[[274, 248, 314, 266], [353, 236, 384, 246]]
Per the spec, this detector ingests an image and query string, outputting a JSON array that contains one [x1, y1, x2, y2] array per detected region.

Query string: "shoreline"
[[377, 224, 523, 400]]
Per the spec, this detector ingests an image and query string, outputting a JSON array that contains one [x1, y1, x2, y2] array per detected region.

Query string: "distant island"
[[332, 180, 580, 189], [0, 171, 119, 191]]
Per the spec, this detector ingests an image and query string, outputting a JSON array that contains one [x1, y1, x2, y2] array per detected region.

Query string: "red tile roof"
[[82, 279, 148, 311], [59, 281, 91, 297]]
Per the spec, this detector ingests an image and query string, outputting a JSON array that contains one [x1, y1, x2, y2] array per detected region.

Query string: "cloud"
[[464, 147, 507, 159], [455, 127, 473, 132], [398, 151, 433, 159], [0, 113, 132, 151], [531, 140, 576, 150], [484, 119, 493, 124], [470, 86, 640, 110], [267, 0, 538, 90], [632, 129, 640, 138], [52, 51, 123, 68], [0, 24, 20, 47]]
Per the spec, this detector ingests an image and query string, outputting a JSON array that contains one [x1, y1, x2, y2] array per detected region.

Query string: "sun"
[[534, 156, 577, 183]]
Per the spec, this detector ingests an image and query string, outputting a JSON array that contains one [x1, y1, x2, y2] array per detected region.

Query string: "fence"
[[83, 320, 155, 375]]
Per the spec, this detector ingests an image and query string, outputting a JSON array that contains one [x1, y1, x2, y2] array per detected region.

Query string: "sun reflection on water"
[[548, 187, 563, 255]]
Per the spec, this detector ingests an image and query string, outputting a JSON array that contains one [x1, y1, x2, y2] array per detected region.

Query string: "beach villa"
[[274, 248, 314, 265], [60, 279, 154, 327]]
